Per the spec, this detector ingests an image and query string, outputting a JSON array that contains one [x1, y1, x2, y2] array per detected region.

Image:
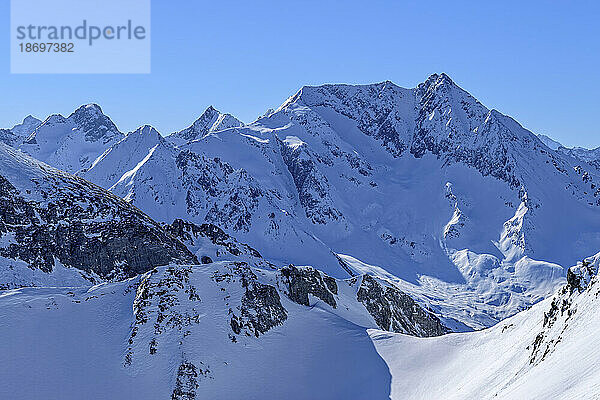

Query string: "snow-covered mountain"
[[2, 73, 600, 399], [70, 73, 600, 329], [1, 245, 598, 399], [0, 261, 447, 399], [19, 104, 124, 174], [0, 142, 196, 289], [371, 251, 600, 399], [0, 115, 42, 148], [166, 106, 244, 147], [559, 145, 600, 170], [536, 133, 563, 150]]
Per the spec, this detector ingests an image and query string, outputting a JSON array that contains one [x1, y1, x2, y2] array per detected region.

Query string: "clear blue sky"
[[2, 0, 599, 148]]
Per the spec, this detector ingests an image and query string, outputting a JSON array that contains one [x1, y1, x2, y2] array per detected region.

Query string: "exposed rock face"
[[125, 265, 202, 367], [69, 104, 122, 144], [166, 219, 262, 259], [280, 140, 343, 225], [528, 253, 600, 365], [216, 263, 288, 338], [167, 106, 243, 146], [0, 144, 197, 286], [176, 150, 264, 232], [566, 259, 596, 292], [279, 265, 338, 308], [357, 275, 449, 337], [171, 362, 201, 400], [0, 129, 23, 148], [165, 219, 274, 269]]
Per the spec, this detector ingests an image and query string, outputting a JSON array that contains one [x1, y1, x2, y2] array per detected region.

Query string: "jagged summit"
[[71, 103, 104, 116], [128, 124, 162, 137], [17, 104, 124, 173], [166, 106, 243, 146], [4, 74, 600, 331]]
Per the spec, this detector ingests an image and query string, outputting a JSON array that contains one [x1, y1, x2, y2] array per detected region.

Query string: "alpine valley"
[[1, 73, 600, 399]]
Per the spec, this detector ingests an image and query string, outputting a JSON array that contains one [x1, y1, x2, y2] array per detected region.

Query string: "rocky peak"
[[68, 103, 121, 143], [10, 115, 42, 139], [127, 124, 164, 142], [169, 106, 243, 145], [0, 143, 197, 288], [566, 252, 600, 292]]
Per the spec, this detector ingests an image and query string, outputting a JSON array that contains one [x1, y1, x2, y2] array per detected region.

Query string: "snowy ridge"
[[8, 73, 600, 329], [370, 251, 600, 399], [536, 133, 563, 150], [0, 261, 446, 399], [0, 142, 196, 288], [166, 106, 243, 147]]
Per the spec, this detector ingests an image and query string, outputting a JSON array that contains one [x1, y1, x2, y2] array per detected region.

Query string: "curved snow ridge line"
[[369, 252, 600, 400], [111, 143, 159, 189], [0, 261, 445, 399]]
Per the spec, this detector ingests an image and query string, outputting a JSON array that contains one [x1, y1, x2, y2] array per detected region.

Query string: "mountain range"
[[1, 73, 600, 399]]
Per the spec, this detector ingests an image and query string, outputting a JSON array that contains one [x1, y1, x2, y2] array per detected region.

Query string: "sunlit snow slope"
[[371, 252, 600, 399]]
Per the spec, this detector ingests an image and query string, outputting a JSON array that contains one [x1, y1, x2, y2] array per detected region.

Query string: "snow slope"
[[0, 261, 446, 400], [19, 104, 123, 173], [0, 142, 196, 288], [166, 106, 243, 147], [370, 252, 600, 399], [75, 73, 600, 329]]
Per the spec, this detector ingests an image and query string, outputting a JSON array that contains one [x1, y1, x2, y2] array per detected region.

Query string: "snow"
[[370, 253, 600, 399], [2, 73, 600, 398], [0, 263, 393, 399], [536, 133, 563, 150], [283, 135, 305, 149], [9, 74, 600, 329], [18, 105, 123, 174]]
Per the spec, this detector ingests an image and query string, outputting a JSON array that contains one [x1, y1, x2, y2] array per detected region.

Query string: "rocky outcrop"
[[176, 150, 264, 232], [125, 265, 202, 367], [0, 145, 197, 286], [280, 140, 343, 225], [279, 265, 338, 308], [214, 263, 288, 338], [166, 219, 262, 259], [171, 361, 205, 400], [357, 275, 449, 337], [529, 253, 600, 365]]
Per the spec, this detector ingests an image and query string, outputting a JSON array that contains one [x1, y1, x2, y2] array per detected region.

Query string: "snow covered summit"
[[166, 106, 243, 146], [19, 103, 124, 173]]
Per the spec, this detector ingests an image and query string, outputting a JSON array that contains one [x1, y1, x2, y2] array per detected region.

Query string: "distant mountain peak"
[[131, 124, 160, 135], [167, 106, 243, 145], [67, 104, 121, 143], [21, 115, 41, 125]]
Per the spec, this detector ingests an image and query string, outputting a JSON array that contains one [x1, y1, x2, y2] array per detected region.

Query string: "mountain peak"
[[67, 103, 121, 143], [167, 107, 243, 145], [128, 124, 164, 142], [71, 103, 105, 119], [203, 105, 218, 114], [134, 124, 160, 134], [22, 115, 41, 125], [418, 72, 457, 94]]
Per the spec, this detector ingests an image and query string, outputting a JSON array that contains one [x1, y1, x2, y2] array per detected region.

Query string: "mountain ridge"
[[3, 73, 600, 330]]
